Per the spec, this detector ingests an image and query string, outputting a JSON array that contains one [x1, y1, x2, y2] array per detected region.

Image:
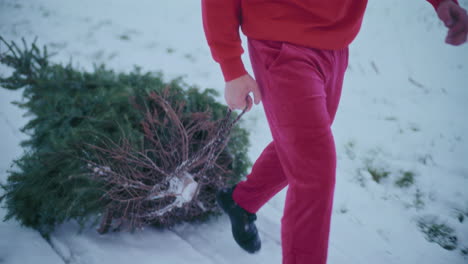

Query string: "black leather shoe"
[[216, 185, 261, 254]]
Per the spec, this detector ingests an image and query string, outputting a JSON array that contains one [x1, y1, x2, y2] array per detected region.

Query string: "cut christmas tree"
[[0, 37, 251, 237]]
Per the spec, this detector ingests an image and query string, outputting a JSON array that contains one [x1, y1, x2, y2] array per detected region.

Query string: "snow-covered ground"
[[1, 0, 468, 263]]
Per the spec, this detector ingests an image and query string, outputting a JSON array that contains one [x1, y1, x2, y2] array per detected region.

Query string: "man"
[[201, 0, 467, 263]]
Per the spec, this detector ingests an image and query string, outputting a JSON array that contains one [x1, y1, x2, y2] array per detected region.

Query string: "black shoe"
[[216, 185, 261, 254]]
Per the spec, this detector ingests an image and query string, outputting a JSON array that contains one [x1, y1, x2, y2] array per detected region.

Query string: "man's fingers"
[[228, 96, 252, 111], [227, 98, 241, 110], [446, 12, 468, 45], [438, 5, 454, 27], [456, 34, 467, 45], [235, 95, 252, 112], [245, 95, 253, 112], [224, 73, 259, 112], [251, 83, 262, 105], [447, 19, 465, 38], [446, 26, 467, 44], [447, 32, 467, 45]]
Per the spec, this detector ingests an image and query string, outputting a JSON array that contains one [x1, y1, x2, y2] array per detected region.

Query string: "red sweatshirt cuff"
[[427, 0, 459, 10], [219, 57, 247, 82]]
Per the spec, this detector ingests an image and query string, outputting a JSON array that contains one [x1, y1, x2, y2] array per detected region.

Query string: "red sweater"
[[202, 0, 457, 82]]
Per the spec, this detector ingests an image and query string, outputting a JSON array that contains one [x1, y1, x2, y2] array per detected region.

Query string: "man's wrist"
[[220, 57, 247, 82]]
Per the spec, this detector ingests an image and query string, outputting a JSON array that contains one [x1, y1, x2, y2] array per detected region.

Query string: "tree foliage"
[[0, 37, 251, 237]]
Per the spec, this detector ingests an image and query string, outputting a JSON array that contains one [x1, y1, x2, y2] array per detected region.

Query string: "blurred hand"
[[224, 74, 261, 112], [437, 0, 468, 45]]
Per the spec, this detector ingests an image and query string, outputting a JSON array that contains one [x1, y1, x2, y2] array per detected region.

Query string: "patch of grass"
[[355, 168, 367, 187], [184, 53, 196, 62], [453, 206, 468, 223], [413, 188, 425, 210], [417, 154, 434, 165], [461, 246, 468, 257], [355, 151, 390, 186], [361, 149, 391, 184], [417, 216, 458, 251], [92, 50, 104, 60], [344, 140, 356, 160], [366, 166, 390, 183], [339, 205, 348, 214], [356, 165, 389, 186], [457, 213, 464, 223], [119, 34, 130, 41], [108, 52, 118, 60], [409, 122, 420, 132], [384, 116, 397, 121], [395, 171, 415, 188], [39, 6, 51, 17]]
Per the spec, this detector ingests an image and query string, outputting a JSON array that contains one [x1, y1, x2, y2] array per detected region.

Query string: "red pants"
[[232, 38, 348, 264]]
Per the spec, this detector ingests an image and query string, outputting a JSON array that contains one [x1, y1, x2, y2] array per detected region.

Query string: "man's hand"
[[224, 74, 261, 112], [437, 0, 468, 45]]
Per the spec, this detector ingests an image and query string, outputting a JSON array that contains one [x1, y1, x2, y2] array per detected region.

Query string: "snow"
[[1, 0, 468, 263], [0, 187, 63, 264], [179, 173, 198, 203], [146, 172, 199, 217]]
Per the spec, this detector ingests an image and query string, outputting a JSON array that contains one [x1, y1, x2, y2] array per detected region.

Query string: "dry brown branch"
[[85, 87, 247, 232]]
